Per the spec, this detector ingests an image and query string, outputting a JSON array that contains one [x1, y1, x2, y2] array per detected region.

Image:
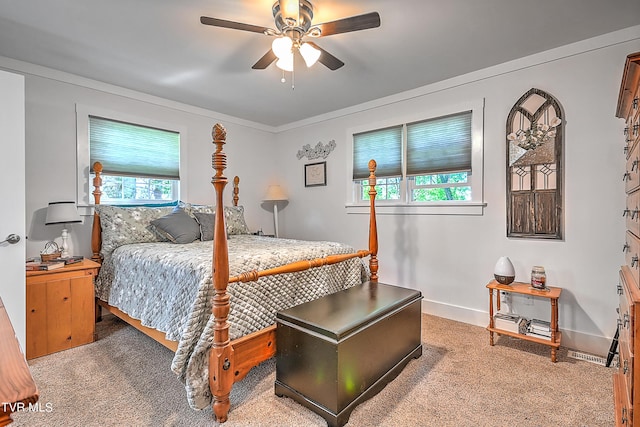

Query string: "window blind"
[[89, 116, 180, 179], [353, 125, 402, 180], [406, 111, 472, 176]]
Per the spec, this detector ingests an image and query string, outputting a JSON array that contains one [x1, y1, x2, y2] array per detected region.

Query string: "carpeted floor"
[[12, 313, 614, 426]]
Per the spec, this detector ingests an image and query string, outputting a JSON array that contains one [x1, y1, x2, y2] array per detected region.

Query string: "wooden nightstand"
[[26, 259, 100, 359]]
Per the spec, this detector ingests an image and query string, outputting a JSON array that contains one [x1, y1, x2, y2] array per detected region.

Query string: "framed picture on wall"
[[304, 161, 326, 187]]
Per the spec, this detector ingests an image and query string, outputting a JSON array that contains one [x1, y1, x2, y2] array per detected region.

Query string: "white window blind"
[[406, 111, 472, 176], [89, 116, 180, 179], [352, 125, 402, 179]]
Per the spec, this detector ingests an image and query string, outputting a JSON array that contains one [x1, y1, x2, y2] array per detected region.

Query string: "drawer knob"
[[633, 160, 639, 172], [632, 256, 639, 268], [624, 145, 630, 154], [623, 209, 631, 217], [623, 243, 630, 252], [624, 359, 629, 374], [622, 407, 628, 424], [623, 172, 631, 182], [634, 98, 639, 110], [625, 127, 629, 136], [617, 283, 624, 295], [635, 124, 639, 136]]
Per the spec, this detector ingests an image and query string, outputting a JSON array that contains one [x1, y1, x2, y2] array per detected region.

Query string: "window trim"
[[345, 98, 486, 215], [76, 104, 188, 214]]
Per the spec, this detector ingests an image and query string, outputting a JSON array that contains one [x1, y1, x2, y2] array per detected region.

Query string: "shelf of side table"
[[486, 280, 562, 362]]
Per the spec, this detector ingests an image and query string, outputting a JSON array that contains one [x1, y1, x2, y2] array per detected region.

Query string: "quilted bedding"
[[95, 234, 366, 409]]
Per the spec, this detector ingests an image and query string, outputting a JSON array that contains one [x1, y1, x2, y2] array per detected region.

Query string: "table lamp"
[[263, 185, 288, 238], [45, 201, 82, 258]]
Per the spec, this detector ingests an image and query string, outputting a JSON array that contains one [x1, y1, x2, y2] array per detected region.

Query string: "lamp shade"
[[272, 36, 293, 59], [263, 185, 288, 202], [276, 53, 294, 72], [45, 201, 82, 225], [299, 42, 321, 67]]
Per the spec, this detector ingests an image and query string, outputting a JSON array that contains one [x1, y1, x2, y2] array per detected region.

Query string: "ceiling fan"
[[200, 0, 380, 72]]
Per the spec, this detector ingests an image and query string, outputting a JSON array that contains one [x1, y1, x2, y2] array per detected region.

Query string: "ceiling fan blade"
[[315, 12, 380, 37], [200, 16, 270, 34], [252, 50, 277, 69], [306, 42, 344, 70]]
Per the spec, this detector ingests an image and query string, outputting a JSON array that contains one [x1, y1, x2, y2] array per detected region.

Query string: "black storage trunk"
[[275, 281, 422, 427]]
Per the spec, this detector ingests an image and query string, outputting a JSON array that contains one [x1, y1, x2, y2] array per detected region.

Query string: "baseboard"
[[421, 299, 613, 358]]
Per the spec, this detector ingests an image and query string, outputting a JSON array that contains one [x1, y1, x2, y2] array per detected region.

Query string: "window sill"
[[345, 201, 487, 216]]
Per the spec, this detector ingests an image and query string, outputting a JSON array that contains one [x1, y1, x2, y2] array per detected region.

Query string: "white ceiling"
[[0, 0, 639, 128]]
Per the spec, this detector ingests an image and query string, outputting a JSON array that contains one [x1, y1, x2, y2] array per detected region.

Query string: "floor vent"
[[567, 349, 616, 367]]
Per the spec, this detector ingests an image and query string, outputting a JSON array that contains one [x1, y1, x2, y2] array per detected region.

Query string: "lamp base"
[[273, 204, 279, 238], [61, 227, 70, 258]]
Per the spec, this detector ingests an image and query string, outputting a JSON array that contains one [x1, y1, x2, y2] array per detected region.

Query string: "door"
[[0, 70, 26, 348]]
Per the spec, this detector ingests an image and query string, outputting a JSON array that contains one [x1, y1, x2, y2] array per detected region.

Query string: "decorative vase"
[[494, 256, 515, 285]]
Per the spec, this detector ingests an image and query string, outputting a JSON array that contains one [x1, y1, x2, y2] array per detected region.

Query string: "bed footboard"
[[207, 124, 378, 423]]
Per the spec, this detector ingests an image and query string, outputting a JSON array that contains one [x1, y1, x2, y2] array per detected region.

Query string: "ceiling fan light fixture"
[[272, 36, 293, 59], [299, 42, 321, 67], [276, 52, 294, 71]]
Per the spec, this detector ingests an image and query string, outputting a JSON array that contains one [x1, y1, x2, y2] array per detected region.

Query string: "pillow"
[[95, 205, 175, 257], [193, 212, 215, 241], [179, 202, 249, 235], [149, 207, 201, 244], [224, 205, 250, 235], [178, 202, 215, 218]]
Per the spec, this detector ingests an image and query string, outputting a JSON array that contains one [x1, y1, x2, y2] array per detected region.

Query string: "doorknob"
[[0, 234, 20, 245]]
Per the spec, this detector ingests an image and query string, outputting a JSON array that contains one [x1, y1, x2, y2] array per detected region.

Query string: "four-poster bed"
[[90, 123, 380, 423]]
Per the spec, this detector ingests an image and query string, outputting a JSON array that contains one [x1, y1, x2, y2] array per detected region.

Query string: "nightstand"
[[26, 259, 100, 359]]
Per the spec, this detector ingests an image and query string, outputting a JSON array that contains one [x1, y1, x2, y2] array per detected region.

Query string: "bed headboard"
[[90, 156, 241, 263]]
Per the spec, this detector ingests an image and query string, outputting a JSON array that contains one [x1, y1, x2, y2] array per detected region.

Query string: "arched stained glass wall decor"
[[506, 88, 564, 239]]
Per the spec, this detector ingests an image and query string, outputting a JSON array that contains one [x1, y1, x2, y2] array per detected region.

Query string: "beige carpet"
[[12, 313, 614, 427]]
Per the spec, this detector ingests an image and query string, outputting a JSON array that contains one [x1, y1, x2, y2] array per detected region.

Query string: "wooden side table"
[[486, 280, 562, 362], [26, 259, 100, 359]]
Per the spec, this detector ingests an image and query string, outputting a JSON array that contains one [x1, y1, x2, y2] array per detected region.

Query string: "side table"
[[486, 280, 562, 362]]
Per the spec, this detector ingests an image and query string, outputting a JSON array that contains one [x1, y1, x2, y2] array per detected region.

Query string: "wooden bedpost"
[[91, 162, 103, 264], [208, 124, 234, 423], [232, 176, 240, 207], [368, 159, 378, 281]]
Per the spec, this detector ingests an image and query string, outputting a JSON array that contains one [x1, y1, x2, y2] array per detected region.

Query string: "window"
[[89, 116, 180, 204], [347, 100, 484, 215], [76, 105, 186, 211]]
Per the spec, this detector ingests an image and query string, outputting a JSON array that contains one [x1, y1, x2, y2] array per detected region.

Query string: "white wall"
[[0, 67, 278, 258], [273, 31, 640, 355]]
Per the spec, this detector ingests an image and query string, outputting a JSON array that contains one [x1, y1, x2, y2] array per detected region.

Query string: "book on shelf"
[[26, 260, 66, 271], [530, 318, 551, 329], [527, 330, 552, 340], [528, 318, 552, 337], [493, 312, 521, 333], [48, 256, 84, 265]]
